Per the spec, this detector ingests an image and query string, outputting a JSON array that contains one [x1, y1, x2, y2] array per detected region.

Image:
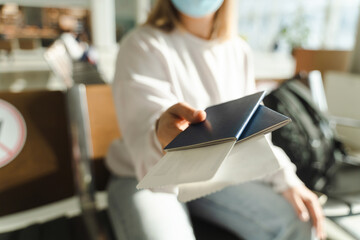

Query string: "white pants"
[[107, 177, 314, 240]]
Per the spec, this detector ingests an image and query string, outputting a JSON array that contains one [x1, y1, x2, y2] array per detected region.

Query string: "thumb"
[[168, 102, 206, 123]]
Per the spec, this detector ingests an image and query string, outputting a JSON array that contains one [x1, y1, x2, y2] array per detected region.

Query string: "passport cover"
[[164, 91, 291, 151], [238, 105, 290, 142]]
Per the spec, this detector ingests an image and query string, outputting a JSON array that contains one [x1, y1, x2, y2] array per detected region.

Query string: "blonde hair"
[[145, 0, 235, 40]]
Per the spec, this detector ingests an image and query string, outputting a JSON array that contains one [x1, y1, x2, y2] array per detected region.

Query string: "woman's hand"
[[282, 185, 326, 240], [156, 102, 206, 148]]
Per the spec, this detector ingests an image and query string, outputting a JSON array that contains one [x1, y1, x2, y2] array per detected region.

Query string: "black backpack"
[[263, 74, 344, 193]]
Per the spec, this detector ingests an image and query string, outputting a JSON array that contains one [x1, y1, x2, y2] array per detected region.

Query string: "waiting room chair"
[[306, 71, 360, 219], [324, 71, 360, 161], [66, 83, 120, 240], [44, 40, 105, 88], [293, 49, 360, 215], [43, 40, 73, 88]]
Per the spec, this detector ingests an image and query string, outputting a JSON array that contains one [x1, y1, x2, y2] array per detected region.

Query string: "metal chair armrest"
[[329, 116, 360, 129], [67, 84, 105, 240]]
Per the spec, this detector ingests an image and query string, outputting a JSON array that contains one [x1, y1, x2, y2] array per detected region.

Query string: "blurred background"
[[0, 0, 359, 89], [1, 0, 360, 240]]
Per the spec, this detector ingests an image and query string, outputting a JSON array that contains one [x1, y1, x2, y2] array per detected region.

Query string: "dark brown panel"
[[0, 90, 75, 216]]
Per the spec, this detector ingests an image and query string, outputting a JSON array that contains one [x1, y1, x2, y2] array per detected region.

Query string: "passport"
[[164, 91, 291, 151]]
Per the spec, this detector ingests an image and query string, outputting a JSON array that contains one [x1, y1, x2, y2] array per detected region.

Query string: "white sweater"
[[106, 26, 303, 193]]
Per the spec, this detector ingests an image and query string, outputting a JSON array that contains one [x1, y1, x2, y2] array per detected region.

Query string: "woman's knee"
[[107, 177, 146, 239]]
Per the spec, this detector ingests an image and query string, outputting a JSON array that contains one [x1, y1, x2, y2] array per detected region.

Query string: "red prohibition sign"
[[0, 99, 27, 168]]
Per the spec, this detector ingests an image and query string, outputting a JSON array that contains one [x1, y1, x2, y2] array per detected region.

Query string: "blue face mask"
[[171, 0, 224, 18]]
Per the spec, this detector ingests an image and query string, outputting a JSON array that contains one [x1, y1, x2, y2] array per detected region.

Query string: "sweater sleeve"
[[112, 30, 177, 181]]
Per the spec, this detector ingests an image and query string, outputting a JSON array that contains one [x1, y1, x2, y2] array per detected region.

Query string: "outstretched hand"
[[282, 185, 326, 240], [156, 102, 206, 149]]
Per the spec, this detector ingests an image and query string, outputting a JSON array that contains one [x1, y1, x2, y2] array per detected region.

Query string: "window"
[[238, 0, 360, 52]]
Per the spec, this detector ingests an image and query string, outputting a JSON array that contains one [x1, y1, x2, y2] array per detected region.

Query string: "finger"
[[285, 193, 310, 222], [193, 110, 207, 122], [304, 197, 326, 239], [163, 114, 183, 135], [168, 102, 206, 123], [307, 203, 324, 239], [176, 119, 190, 131]]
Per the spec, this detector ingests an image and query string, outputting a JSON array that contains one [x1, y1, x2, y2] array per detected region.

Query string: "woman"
[[106, 0, 325, 239]]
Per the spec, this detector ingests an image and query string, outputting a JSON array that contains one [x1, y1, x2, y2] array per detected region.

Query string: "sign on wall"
[[0, 99, 27, 168]]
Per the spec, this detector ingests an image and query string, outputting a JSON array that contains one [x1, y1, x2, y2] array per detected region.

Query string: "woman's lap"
[[107, 177, 313, 240], [188, 181, 313, 240]]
